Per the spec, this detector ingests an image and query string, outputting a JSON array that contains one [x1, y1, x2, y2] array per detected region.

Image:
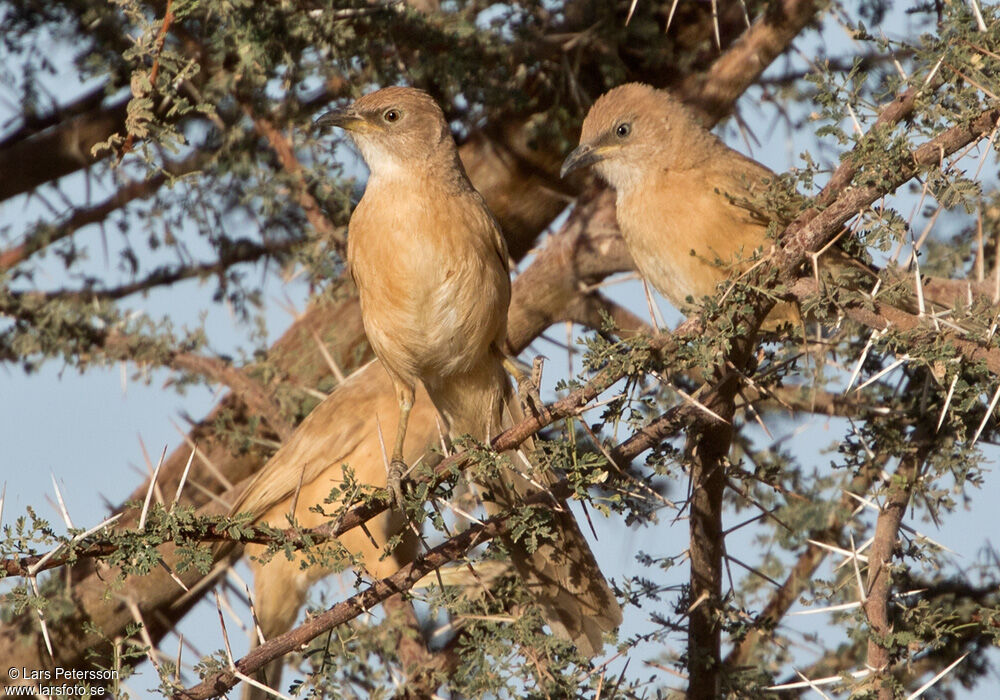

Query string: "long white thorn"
[[242, 582, 266, 646], [855, 355, 909, 392], [906, 652, 969, 699], [833, 536, 874, 570], [640, 276, 664, 333], [170, 418, 233, 490], [969, 0, 987, 32], [175, 633, 184, 684], [434, 497, 485, 526], [124, 598, 161, 672], [793, 669, 834, 700], [139, 445, 167, 530], [214, 589, 235, 666], [767, 668, 870, 690], [845, 329, 882, 393], [28, 575, 54, 661], [914, 265, 927, 320], [850, 532, 867, 603], [923, 56, 943, 89], [173, 445, 197, 509], [936, 374, 959, 433], [790, 589, 926, 616], [665, 0, 680, 33], [50, 473, 74, 529], [625, 0, 639, 25], [841, 492, 956, 554], [806, 538, 870, 562], [233, 670, 293, 700], [972, 383, 1000, 445], [669, 383, 730, 424], [311, 328, 345, 384]]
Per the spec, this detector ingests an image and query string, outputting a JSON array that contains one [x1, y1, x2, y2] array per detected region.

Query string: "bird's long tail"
[[427, 348, 623, 656]]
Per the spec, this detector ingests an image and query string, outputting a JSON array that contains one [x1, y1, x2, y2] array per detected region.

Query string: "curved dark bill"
[[314, 109, 363, 131], [560, 144, 602, 178]]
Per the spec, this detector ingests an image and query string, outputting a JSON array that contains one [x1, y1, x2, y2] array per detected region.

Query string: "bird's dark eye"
[[615, 122, 631, 138], [383, 109, 401, 123]]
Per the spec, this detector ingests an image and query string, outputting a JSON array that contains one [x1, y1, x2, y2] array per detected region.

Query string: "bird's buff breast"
[[616, 191, 726, 310], [348, 190, 508, 382], [616, 171, 763, 312]]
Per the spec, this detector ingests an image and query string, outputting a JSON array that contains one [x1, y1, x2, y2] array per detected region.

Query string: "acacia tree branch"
[[0, 84, 111, 151], [174, 502, 514, 700], [863, 418, 933, 698], [0, 152, 204, 271], [680, 0, 821, 123], [777, 104, 1000, 275], [0, 99, 130, 202], [173, 402, 696, 700], [245, 108, 347, 253], [3, 383, 693, 581], [382, 595, 461, 699], [0, 0, 828, 678], [790, 277, 1000, 375], [34, 237, 299, 303]]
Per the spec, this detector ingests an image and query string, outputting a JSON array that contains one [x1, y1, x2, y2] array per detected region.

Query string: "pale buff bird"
[[561, 82, 817, 327], [316, 86, 621, 654], [230, 362, 434, 700]]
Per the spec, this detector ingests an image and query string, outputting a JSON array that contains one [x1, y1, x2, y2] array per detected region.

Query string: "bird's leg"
[[503, 355, 545, 419], [388, 386, 414, 511]]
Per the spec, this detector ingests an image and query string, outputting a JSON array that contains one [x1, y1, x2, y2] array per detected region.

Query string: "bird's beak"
[[315, 108, 367, 132], [560, 143, 607, 178]]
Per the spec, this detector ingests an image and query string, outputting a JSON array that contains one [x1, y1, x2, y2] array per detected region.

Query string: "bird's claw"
[[505, 355, 546, 419], [520, 356, 546, 419], [387, 458, 408, 512]]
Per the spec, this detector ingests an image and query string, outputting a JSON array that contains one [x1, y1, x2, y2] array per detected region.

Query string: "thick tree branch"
[[167, 353, 294, 442], [791, 277, 1000, 375], [0, 99, 129, 202], [863, 418, 933, 699], [777, 104, 1000, 275], [681, 0, 822, 123]]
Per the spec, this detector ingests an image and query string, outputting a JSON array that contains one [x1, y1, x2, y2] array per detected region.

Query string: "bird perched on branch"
[[232, 363, 430, 638], [561, 82, 832, 328], [228, 362, 434, 700], [316, 85, 621, 654]]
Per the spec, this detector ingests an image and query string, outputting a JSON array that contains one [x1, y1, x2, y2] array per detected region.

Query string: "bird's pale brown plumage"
[[317, 86, 512, 499], [226, 362, 435, 700], [561, 82, 806, 327], [317, 86, 621, 655]]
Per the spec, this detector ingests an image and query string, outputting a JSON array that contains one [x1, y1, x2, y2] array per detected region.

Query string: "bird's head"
[[316, 86, 454, 176], [560, 83, 706, 191]]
